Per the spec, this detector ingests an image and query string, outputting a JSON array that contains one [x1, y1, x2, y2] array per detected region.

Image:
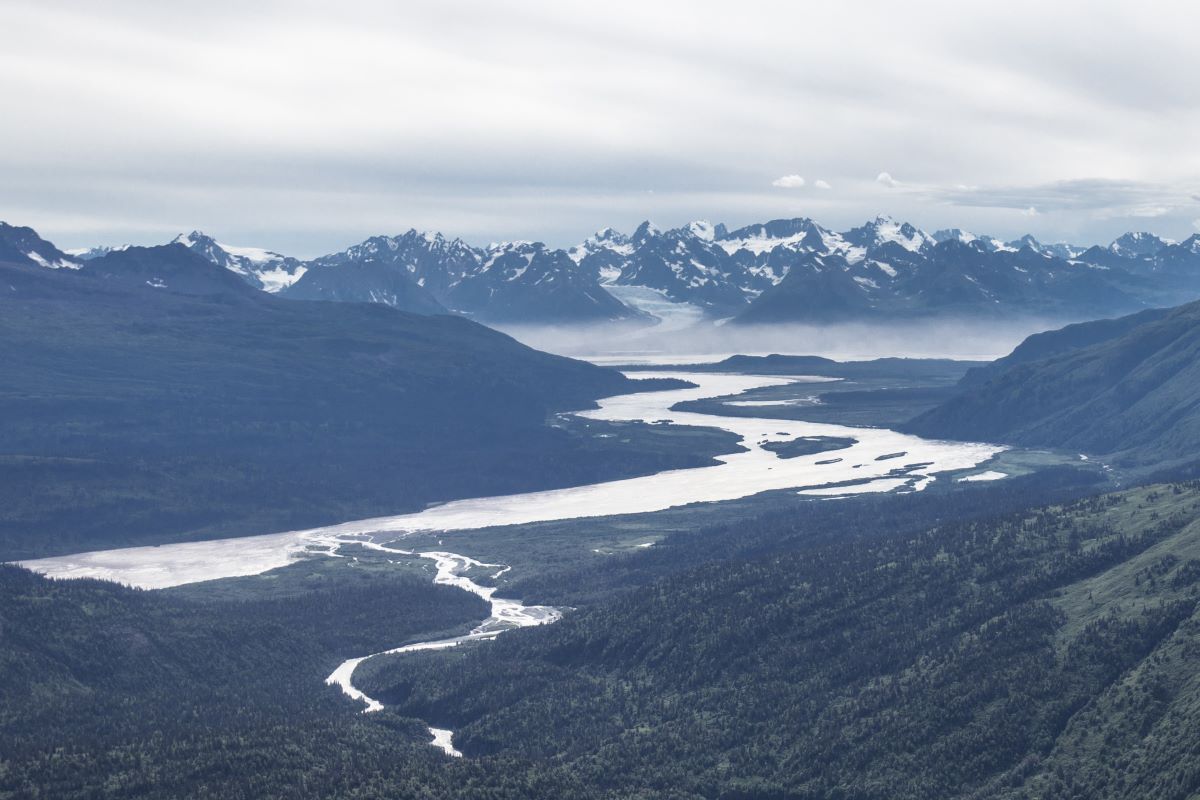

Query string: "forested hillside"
[[0, 559, 488, 800], [6, 473, 1199, 798], [907, 299, 1200, 467], [360, 483, 1200, 799], [0, 256, 714, 559]]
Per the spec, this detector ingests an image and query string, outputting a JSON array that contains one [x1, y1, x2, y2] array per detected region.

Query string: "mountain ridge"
[[14, 218, 1200, 325], [906, 298, 1200, 467]]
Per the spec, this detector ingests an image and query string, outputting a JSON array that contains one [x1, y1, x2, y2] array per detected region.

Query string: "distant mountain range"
[[9, 218, 1200, 325]]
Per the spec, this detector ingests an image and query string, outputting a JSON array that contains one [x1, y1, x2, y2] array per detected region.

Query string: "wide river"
[[21, 370, 1002, 589]]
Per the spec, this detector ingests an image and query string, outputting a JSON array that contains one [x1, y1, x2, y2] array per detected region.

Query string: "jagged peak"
[[1109, 231, 1171, 257], [486, 239, 543, 254], [173, 230, 216, 247], [845, 215, 933, 252], [592, 226, 625, 241], [632, 220, 662, 243], [932, 228, 977, 244]]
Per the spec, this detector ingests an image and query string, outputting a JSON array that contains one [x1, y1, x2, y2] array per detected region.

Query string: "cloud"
[[932, 178, 1199, 216], [1194, 219, 1200, 231], [876, 172, 900, 188], [772, 174, 806, 188], [814, 179, 832, 190], [1021, 206, 1039, 217], [2, 1, 1199, 250]]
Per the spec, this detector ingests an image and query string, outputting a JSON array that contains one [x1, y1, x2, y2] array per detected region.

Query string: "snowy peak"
[[335, 230, 478, 263], [1109, 231, 1171, 258], [631, 220, 662, 245], [592, 226, 625, 243], [610, 219, 752, 311], [718, 217, 829, 256], [445, 239, 639, 323], [684, 220, 716, 241], [844, 216, 935, 254], [1004, 234, 1082, 260], [80, 243, 264, 297], [932, 228, 976, 244], [172, 230, 306, 292], [568, 226, 633, 264], [482, 240, 540, 271], [0, 221, 81, 270], [65, 245, 129, 261], [9, 216, 1200, 327], [172, 230, 210, 249], [480, 241, 588, 285]]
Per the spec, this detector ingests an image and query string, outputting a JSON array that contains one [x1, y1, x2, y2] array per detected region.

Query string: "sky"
[[2, 0, 1199, 256]]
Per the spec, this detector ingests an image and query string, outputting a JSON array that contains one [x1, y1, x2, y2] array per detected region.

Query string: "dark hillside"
[[0, 254, 688, 558]]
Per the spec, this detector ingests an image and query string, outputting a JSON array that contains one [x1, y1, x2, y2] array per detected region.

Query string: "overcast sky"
[[3, 0, 1198, 255]]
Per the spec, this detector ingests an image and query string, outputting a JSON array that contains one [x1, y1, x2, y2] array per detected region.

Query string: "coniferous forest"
[[5, 474, 1200, 799]]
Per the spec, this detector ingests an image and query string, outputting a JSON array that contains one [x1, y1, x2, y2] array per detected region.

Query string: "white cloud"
[[772, 174, 806, 188], [876, 172, 900, 188], [1021, 206, 1039, 217], [814, 179, 832, 190], [1193, 218, 1200, 231]]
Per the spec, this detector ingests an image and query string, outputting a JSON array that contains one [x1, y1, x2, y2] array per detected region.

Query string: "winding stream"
[[321, 541, 559, 755]]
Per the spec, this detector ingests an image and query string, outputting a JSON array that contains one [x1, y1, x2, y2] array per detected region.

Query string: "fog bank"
[[495, 317, 1072, 364]]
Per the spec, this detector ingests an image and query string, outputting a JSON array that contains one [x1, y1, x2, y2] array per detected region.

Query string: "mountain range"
[[8, 218, 1200, 325]]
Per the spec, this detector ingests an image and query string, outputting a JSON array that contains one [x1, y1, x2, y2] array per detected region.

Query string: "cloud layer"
[[1, 0, 1197, 255]]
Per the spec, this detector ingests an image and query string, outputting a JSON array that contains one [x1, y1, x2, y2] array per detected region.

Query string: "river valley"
[[19, 367, 1004, 755]]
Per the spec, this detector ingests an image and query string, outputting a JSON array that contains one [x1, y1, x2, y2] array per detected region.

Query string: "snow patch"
[[956, 470, 1008, 482]]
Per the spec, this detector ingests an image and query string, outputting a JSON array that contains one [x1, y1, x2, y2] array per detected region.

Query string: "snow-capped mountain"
[[448, 240, 641, 323], [278, 218, 1200, 324], [287, 231, 642, 323], [64, 244, 130, 261], [1109, 232, 1173, 258], [24, 216, 1200, 327], [734, 230, 1152, 324], [843, 215, 937, 255], [720, 221, 824, 291], [283, 230, 478, 315], [602, 221, 750, 312], [173, 231, 307, 293], [81, 243, 268, 297], [569, 227, 633, 283], [303, 230, 480, 297], [0, 222, 80, 270]]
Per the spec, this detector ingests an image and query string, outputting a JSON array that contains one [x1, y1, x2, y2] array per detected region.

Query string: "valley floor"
[[7, 360, 1177, 800]]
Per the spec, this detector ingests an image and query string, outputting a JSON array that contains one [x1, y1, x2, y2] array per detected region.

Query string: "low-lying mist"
[[495, 316, 1072, 365]]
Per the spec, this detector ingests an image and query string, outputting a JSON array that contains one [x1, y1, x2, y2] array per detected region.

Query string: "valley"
[[19, 366, 1008, 589], [2, 319, 1189, 799], [6, 5, 1199, 797], [14, 354, 1089, 770]]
